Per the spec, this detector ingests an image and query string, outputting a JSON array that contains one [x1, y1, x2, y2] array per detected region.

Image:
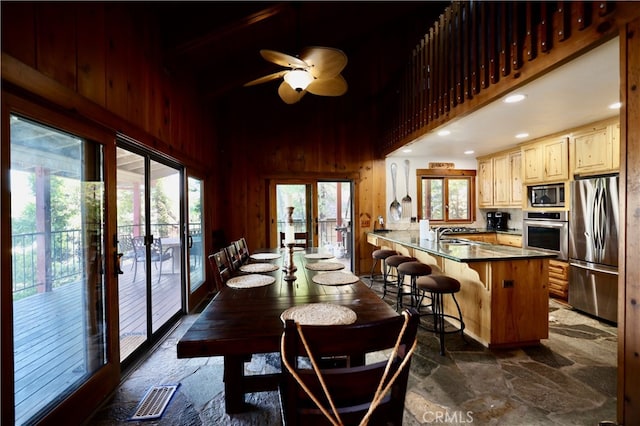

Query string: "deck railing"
[[10, 223, 198, 299]]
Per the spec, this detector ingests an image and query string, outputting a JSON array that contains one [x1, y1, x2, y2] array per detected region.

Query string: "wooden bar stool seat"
[[368, 249, 398, 291], [396, 261, 431, 311], [416, 274, 466, 355]]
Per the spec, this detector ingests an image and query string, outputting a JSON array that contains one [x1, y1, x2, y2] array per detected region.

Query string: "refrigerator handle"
[[569, 261, 618, 276]]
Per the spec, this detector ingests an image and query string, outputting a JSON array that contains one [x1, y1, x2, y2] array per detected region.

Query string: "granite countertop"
[[368, 230, 555, 263]]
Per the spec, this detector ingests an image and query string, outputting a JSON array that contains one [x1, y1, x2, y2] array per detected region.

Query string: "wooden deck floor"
[[12, 259, 181, 425]]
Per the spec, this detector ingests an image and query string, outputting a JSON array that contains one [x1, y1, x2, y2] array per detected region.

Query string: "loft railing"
[[379, 0, 620, 154], [11, 223, 196, 299]]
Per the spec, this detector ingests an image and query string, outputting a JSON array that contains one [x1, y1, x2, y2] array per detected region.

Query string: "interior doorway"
[[271, 180, 353, 270]]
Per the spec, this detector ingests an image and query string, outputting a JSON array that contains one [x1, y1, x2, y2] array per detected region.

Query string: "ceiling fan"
[[243, 46, 348, 104]]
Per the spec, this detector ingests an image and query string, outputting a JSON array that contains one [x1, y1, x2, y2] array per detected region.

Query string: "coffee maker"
[[486, 211, 510, 231]]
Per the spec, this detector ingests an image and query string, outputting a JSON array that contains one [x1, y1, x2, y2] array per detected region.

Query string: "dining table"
[[176, 247, 399, 414]]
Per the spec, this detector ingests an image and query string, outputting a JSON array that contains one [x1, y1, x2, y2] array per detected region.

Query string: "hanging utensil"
[[402, 159, 412, 220], [389, 163, 402, 221]]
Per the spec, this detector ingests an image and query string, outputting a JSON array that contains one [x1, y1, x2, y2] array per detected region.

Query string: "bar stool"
[[416, 274, 466, 355], [368, 249, 398, 291], [396, 261, 432, 311], [384, 255, 416, 302]]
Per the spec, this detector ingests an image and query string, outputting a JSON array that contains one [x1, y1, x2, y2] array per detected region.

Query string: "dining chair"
[[280, 231, 309, 248], [234, 237, 250, 264], [208, 249, 234, 291], [131, 236, 173, 283], [279, 308, 420, 426], [225, 243, 242, 271]]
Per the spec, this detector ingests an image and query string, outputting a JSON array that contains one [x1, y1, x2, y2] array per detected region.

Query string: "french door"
[[7, 113, 109, 424], [273, 180, 354, 269], [116, 144, 184, 363]]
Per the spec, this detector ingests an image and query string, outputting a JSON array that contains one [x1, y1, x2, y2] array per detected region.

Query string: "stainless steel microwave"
[[527, 183, 565, 208]]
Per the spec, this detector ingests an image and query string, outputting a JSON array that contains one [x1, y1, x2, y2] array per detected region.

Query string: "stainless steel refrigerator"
[[569, 174, 619, 323]]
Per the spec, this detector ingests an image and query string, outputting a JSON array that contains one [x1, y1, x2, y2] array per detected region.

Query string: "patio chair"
[[280, 308, 419, 426], [131, 236, 173, 283]]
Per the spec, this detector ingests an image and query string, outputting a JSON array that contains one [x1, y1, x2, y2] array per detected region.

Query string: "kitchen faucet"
[[435, 227, 454, 243]]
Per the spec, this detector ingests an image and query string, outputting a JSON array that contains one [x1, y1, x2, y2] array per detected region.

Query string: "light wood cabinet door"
[[522, 144, 543, 183], [509, 151, 522, 205], [543, 137, 568, 181], [492, 154, 510, 206], [573, 125, 610, 174], [496, 233, 522, 247], [477, 158, 493, 207]]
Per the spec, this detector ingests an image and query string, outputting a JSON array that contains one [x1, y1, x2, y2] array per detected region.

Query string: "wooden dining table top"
[[176, 248, 399, 359]]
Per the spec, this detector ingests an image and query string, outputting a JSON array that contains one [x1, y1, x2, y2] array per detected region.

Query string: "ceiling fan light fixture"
[[284, 69, 314, 91]]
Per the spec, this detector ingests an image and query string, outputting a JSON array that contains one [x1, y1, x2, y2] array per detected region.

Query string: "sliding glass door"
[[9, 115, 107, 424], [116, 145, 183, 362]]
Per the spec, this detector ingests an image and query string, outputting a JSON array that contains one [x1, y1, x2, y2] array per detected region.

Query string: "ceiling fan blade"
[[260, 49, 308, 68], [300, 47, 347, 79], [243, 70, 287, 87], [306, 75, 348, 97], [278, 81, 306, 104]]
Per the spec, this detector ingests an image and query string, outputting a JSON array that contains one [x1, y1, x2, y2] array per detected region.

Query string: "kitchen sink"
[[438, 238, 478, 245]]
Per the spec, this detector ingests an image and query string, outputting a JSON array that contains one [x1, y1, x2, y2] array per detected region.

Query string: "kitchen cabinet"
[[522, 136, 568, 184], [456, 233, 498, 244], [548, 259, 569, 300], [496, 233, 522, 247], [571, 118, 620, 176], [477, 149, 522, 208]]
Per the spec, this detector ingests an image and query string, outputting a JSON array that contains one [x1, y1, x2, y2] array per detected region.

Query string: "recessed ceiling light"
[[464, 150, 475, 155], [609, 102, 622, 109], [437, 130, 450, 136], [402, 148, 413, 153], [516, 133, 529, 139], [504, 94, 526, 103]]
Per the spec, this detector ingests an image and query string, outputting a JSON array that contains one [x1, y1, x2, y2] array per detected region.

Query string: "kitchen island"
[[367, 230, 557, 348]]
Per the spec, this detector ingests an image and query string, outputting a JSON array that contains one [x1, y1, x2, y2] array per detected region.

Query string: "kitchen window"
[[416, 169, 476, 223]]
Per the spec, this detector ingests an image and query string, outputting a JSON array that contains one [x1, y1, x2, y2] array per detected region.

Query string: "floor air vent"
[[130, 384, 179, 420]]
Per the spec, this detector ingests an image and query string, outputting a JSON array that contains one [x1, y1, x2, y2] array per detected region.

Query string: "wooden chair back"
[[234, 237, 250, 263], [208, 249, 233, 291], [280, 308, 419, 426], [225, 243, 241, 271], [280, 231, 309, 248]]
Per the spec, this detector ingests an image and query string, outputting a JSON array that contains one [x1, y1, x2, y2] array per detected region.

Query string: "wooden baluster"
[[554, 1, 570, 43], [470, 1, 480, 95], [419, 37, 426, 127], [413, 47, 419, 134], [435, 15, 443, 118], [574, 1, 590, 31], [461, 1, 471, 100], [427, 28, 435, 122], [488, 2, 499, 84], [510, 1, 523, 71], [453, 2, 463, 105], [442, 9, 451, 113], [538, 2, 551, 53], [499, 2, 510, 77], [523, 1, 537, 61], [479, 1, 489, 88]]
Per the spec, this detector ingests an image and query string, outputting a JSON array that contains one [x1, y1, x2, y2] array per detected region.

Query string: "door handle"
[[114, 252, 123, 275]]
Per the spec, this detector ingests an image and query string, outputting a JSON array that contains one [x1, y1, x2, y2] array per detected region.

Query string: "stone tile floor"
[[88, 279, 618, 425]]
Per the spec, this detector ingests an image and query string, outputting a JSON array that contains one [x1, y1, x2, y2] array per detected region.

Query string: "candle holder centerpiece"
[[283, 206, 297, 282]]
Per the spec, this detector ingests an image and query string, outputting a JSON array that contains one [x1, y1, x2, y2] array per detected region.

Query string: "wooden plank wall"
[[379, 1, 625, 155], [1, 2, 216, 171]]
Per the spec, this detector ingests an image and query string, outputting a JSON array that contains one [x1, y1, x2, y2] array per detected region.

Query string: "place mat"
[[304, 253, 335, 260], [312, 271, 360, 286], [250, 252, 282, 261], [281, 303, 357, 325], [305, 261, 345, 271], [227, 274, 275, 289], [239, 263, 279, 273]]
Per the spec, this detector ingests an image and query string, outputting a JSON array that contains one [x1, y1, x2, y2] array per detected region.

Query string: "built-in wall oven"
[[523, 211, 569, 261]]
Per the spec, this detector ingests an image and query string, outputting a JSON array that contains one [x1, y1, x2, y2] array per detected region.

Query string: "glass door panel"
[[317, 181, 353, 270], [149, 159, 182, 333], [116, 148, 147, 360], [276, 184, 309, 246], [10, 115, 107, 424], [187, 177, 204, 292]]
